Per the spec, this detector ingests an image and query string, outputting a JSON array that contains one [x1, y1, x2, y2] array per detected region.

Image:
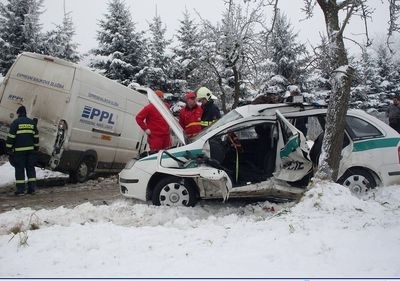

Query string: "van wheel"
[[338, 168, 377, 195], [69, 158, 94, 183], [152, 176, 197, 207]]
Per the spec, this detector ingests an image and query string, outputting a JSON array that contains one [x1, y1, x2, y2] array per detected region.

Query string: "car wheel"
[[152, 176, 198, 207], [69, 158, 94, 183], [338, 168, 377, 195]]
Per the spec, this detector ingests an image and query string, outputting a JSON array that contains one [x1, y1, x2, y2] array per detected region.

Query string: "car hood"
[[147, 89, 187, 145]]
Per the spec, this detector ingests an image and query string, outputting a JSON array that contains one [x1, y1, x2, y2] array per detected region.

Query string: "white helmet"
[[196, 87, 212, 101]]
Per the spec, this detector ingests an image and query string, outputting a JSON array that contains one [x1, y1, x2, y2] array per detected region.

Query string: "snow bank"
[[1, 182, 400, 277], [0, 162, 67, 188]]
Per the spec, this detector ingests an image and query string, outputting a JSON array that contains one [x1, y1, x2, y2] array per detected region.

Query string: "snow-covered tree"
[[43, 12, 79, 62], [90, 0, 145, 85], [198, 0, 265, 112], [303, 0, 400, 183], [173, 9, 202, 90], [135, 14, 172, 91], [0, 0, 44, 75], [267, 11, 309, 85]]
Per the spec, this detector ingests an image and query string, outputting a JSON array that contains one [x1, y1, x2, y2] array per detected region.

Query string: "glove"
[[145, 129, 151, 135]]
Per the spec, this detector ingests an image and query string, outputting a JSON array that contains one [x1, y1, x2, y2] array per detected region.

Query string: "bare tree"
[[303, 0, 400, 182]]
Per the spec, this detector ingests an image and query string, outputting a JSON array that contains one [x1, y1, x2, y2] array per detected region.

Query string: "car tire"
[[152, 176, 198, 207], [338, 168, 377, 195], [69, 158, 94, 183]]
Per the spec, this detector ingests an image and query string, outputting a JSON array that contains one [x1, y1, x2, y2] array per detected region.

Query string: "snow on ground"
[[0, 180, 400, 278], [0, 161, 67, 188]]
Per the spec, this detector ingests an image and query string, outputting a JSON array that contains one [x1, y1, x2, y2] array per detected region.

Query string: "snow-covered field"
[[0, 169, 400, 278]]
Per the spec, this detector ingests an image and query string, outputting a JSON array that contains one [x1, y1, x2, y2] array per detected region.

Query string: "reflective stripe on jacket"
[[201, 100, 221, 128], [6, 115, 39, 152], [179, 105, 203, 137]]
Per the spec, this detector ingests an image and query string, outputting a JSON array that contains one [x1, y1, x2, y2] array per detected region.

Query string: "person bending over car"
[[136, 90, 171, 152]]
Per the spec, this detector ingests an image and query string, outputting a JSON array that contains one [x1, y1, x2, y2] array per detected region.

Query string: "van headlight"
[[124, 159, 136, 169]]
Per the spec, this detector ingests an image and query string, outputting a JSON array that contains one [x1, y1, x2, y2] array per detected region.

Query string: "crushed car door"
[[274, 110, 313, 182]]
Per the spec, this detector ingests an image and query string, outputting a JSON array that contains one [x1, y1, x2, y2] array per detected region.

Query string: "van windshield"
[[192, 110, 243, 141]]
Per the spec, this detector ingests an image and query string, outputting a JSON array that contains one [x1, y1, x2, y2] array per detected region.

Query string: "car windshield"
[[192, 110, 243, 140]]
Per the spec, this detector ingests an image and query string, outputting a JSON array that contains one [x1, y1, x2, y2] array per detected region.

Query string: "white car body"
[[119, 90, 400, 206]]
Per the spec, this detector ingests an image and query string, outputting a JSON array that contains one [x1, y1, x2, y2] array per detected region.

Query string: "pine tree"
[[43, 12, 79, 62], [173, 9, 201, 89], [90, 0, 145, 85], [268, 11, 309, 85], [353, 47, 378, 93], [0, 0, 44, 75], [135, 14, 172, 91]]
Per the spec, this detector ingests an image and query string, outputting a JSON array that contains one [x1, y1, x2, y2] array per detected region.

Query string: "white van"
[[0, 52, 148, 182]]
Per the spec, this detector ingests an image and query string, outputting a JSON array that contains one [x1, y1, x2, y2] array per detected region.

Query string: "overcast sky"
[[40, 0, 393, 55]]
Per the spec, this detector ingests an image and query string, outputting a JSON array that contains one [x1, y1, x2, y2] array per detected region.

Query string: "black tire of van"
[[152, 176, 198, 207], [69, 157, 95, 183]]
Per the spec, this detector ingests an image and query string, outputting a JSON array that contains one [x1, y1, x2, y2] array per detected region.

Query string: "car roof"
[[235, 103, 323, 118]]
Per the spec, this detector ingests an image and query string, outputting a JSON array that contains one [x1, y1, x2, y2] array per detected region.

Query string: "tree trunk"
[[313, 0, 355, 182]]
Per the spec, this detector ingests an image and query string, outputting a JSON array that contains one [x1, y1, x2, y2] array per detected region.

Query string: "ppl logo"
[[81, 106, 115, 124]]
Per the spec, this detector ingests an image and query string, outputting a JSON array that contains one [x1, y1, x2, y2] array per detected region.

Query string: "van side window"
[[346, 116, 383, 140]]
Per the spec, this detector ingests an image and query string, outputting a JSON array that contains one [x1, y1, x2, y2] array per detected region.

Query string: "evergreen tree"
[[173, 9, 201, 89], [353, 47, 378, 93], [135, 14, 172, 91], [90, 0, 145, 85], [0, 0, 44, 75], [268, 11, 309, 85], [148, 14, 170, 68], [43, 12, 79, 62]]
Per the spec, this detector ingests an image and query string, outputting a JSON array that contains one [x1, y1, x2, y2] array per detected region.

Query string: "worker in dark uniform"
[[196, 87, 221, 128], [6, 106, 39, 196]]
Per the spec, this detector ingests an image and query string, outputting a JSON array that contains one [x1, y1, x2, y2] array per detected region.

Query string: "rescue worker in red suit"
[[179, 91, 203, 138], [136, 90, 171, 152]]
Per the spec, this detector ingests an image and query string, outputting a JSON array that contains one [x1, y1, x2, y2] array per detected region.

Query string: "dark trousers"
[[12, 151, 37, 192]]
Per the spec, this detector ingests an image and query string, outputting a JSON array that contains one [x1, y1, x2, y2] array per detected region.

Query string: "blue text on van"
[[81, 106, 115, 125]]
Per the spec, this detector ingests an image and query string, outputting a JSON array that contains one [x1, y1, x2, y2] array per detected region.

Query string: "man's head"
[[196, 87, 212, 105], [184, 91, 197, 108], [16, 105, 27, 116], [155, 89, 164, 100], [393, 96, 400, 105]]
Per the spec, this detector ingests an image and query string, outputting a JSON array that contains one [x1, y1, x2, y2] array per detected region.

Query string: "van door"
[[274, 110, 313, 182]]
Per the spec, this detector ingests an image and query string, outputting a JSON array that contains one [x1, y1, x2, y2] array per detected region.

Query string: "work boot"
[[14, 190, 25, 196], [27, 189, 36, 195]]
